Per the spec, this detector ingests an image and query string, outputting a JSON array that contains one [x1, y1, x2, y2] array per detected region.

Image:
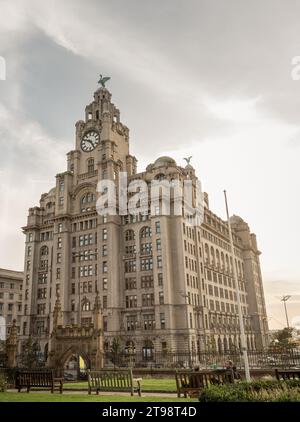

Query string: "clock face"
[[80, 130, 100, 152]]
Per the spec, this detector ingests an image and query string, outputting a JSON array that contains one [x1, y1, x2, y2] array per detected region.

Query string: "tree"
[[109, 337, 122, 369], [20, 337, 42, 368], [269, 328, 297, 351]]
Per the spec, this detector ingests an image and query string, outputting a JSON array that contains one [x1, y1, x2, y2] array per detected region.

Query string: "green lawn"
[[0, 392, 195, 403], [66, 378, 176, 392]]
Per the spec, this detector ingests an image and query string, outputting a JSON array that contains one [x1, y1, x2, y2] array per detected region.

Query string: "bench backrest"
[[175, 372, 208, 390], [275, 369, 300, 380], [16, 370, 54, 387], [88, 370, 133, 392], [175, 370, 234, 390]]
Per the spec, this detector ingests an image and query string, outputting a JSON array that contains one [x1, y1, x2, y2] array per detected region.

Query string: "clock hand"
[[85, 139, 94, 147]]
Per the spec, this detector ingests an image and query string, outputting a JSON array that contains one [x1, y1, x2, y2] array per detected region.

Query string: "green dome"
[[153, 156, 176, 168]]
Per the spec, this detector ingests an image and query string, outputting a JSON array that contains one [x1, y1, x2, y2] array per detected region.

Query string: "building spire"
[[53, 292, 63, 329], [93, 290, 103, 331]]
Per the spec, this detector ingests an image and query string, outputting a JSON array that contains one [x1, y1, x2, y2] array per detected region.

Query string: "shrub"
[[0, 373, 7, 392], [198, 380, 300, 402]]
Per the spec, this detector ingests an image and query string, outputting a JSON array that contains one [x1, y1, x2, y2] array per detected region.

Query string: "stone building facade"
[[0, 268, 23, 339], [20, 85, 269, 363]]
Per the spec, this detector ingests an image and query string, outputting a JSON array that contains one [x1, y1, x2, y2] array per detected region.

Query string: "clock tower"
[[68, 86, 137, 183]]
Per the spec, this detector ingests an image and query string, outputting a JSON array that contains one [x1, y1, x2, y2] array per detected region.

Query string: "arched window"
[[81, 192, 95, 212], [125, 229, 135, 241], [217, 337, 222, 353], [40, 246, 49, 257], [155, 173, 165, 181], [216, 249, 220, 267], [221, 252, 225, 269], [125, 341, 136, 354], [230, 257, 233, 273], [229, 337, 235, 351], [225, 255, 229, 271], [223, 337, 228, 352], [81, 192, 95, 205], [87, 158, 94, 174], [142, 340, 154, 360], [204, 244, 210, 264], [210, 247, 215, 266], [140, 226, 152, 238]]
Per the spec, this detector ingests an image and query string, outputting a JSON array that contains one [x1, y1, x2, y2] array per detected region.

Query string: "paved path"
[[8, 389, 178, 398]]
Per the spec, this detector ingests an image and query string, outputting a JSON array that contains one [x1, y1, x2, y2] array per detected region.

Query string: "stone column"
[[6, 319, 18, 368]]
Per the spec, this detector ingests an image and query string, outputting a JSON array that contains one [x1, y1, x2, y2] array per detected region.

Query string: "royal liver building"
[[20, 83, 269, 363]]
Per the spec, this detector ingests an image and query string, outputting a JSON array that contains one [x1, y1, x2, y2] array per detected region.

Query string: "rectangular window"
[[37, 288, 47, 299], [71, 283, 75, 294], [142, 293, 154, 307], [157, 256, 162, 269], [155, 221, 161, 234], [103, 316, 108, 331], [125, 278, 137, 289], [103, 278, 108, 290], [158, 273, 163, 286], [156, 239, 161, 251], [140, 258, 153, 271], [57, 253, 62, 264], [160, 313, 165, 329], [140, 242, 152, 255], [126, 295, 138, 308], [37, 303, 46, 315], [102, 245, 108, 256], [102, 229, 108, 240], [27, 246, 32, 257], [125, 260, 136, 273], [58, 223, 63, 233], [103, 296, 107, 309], [159, 291, 164, 305], [102, 262, 108, 273], [143, 314, 155, 330], [141, 276, 153, 288], [57, 237, 62, 249], [126, 315, 137, 331]]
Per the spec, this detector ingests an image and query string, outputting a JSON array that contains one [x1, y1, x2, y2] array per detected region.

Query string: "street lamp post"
[[224, 190, 251, 382], [281, 295, 291, 328]]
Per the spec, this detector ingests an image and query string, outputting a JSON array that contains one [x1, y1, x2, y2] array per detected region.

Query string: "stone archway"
[[58, 346, 92, 370], [48, 325, 103, 370], [48, 294, 104, 370]]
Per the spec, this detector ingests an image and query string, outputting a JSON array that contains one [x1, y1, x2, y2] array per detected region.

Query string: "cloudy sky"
[[0, 0, 299, 329]]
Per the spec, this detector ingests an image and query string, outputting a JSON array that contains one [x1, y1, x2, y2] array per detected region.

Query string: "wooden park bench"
[[175, 369, 234, 398], [275, 368, 300, 381], [15, 369, 64, 393], [87, 369, 142, 396]]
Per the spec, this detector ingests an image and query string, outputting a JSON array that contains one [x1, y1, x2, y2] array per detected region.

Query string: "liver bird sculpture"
[[98, 74, 111, 88], [183, 156, 192, 165]]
